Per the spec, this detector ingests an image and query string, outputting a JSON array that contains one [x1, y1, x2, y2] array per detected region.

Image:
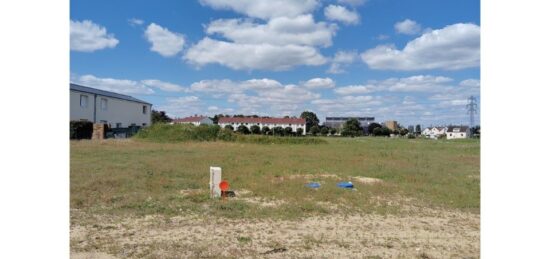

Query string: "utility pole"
[[466, 96, 477, 128]]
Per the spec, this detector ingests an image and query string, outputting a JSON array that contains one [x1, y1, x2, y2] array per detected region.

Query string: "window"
[[100, 98, 108, 110], [449, 133, 453, 136], [142, 105, 147, 114], [116, 123, 122, 128], [142, 123, 147, 126], [80, 95, 88, 108]]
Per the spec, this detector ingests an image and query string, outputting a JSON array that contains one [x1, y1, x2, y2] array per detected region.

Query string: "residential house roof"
[[218, 117, 306, 124], [447, 126, 469, 133], [70, 83, 152, 105]]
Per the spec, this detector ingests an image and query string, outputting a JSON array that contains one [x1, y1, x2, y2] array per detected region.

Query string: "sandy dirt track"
[[71, 208, 479, 258]]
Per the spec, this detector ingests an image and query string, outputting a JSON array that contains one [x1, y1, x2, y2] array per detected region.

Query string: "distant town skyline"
[[70, 0, 480, 126]]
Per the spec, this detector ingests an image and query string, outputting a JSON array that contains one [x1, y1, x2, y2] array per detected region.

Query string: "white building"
[[70, 83, 152, 128], [172, 116, 213, 126], [422, 127, 447, 139], [446, 126, 470, 139], [218, 117, 306, 135]]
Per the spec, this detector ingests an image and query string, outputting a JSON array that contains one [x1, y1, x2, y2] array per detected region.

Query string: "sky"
[[70, 0, 480, 127]]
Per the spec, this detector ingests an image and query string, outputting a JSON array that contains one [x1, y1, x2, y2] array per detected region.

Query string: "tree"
[[329, 128, 337, 136], [399, 128, 409, 136], [320, 127, 329, 136], [381, 127, 391, 136], [367, 122, 382, 135], [415, 124, 422, 134], [341, 118, 363, 137], [151, 110, 172, 124], [310, 125, 320, 136], [236, 125, 250, 134], [224, 125, 234, 131], [250, 125, 261, 134], [284, 127, 293, 136], [272, 126, 284, 136], [372, 127, 382, 136], [296, 128, 304, 136], [300, 111, 319, 133], [261, 126, 271, 135]]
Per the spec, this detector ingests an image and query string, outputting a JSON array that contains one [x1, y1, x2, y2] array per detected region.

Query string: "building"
[[172, 115, 213, 126], [325, 117, 375, 133], [70, 83, 152, 128], [446, 126, 470, 139], [422, 127, 447, 139], [218, 117, 306, 135], [385, 120, 399, 131]]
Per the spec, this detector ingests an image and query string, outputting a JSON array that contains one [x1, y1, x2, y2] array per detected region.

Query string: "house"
[[70, 83, 152, 128], [384, 120, 399, 131], [324, 117, 375, 133], [172, 115, 213, 126], [218, 117, 306, 135], [446, 126, 470, 139], [422, 127, 448, 139]]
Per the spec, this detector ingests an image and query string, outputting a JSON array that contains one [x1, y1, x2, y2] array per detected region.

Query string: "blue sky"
[[70, 0, 480, 126]]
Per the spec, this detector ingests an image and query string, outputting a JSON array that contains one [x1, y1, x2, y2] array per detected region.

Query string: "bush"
[[329, 128, 337, 136], [70, 121, 93, 139], [341, 119, 363, 137], [272, 126, 284, 136], [224, 125, 234, 131], [250, 125, 261, 134], [320, 127, 329, 136], [134, 123, 221, 142], [236, 125, 251, 135], [261, 126, 271, 135], [310, 125, 320, 136], [296, 128, 304, 136], [284, 127, 293, 136]]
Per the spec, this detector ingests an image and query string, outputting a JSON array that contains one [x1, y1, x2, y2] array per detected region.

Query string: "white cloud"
[[199, 0, 319, 20], [205, 15, 337, 47], [71, 74, 154, 95], [144, 23, 185, 57], [394, 19, 422, 35], [190, 79, 240, 94], [141, 79, 186, 92], [337, 0, 366, 6], [376, 34, 390, 40], [334, 84, 377, 95], [361, 23, 480, 71], [459, 79, 480, 88], [184, 38, 326, 71], [128, 18, 144, 26], [327, 50, 358, 74], [241, 78, 283, 90], [324, 5, 360, 25], [302, 78, 335, 89], [70, 20, 119, 52]]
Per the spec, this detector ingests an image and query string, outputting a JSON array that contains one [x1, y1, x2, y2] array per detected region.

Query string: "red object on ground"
[[219, 180, 229, 191]]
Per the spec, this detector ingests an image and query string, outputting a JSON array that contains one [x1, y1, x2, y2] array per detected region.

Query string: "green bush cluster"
[[134, 123, 325, 144]]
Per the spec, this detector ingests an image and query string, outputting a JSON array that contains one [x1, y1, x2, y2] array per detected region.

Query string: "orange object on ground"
[[219, 180, 229, 191]]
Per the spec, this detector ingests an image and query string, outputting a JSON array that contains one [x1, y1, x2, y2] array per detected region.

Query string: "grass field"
[[70, 137, 480, 258]]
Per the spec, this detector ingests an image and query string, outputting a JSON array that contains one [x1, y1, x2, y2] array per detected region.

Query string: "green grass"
[[70, 137, 479, 220]]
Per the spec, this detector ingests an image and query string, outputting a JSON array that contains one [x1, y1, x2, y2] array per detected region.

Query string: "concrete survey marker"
[[209, 166, 222, 198]]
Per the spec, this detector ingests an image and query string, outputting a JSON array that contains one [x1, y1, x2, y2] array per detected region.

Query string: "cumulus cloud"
[[334, 75, 453, 95], [198, 0, 319, 20], [327, 50, 358, 74], [141, 79, 186, 92], [337, 0, 366, 6], [184, 38, 326, 71], [324, 5, 360, 25], [302, 78, 335, 89], [394, 19, 422, 35], [361, 23, 480, 71], [145, 23, 185, 57], [71, 74, 154, 95], [334, 85, 377, 95], [70, 20, 119, 52], [128, 18, 144, 26], [205, 15, 336, 47]]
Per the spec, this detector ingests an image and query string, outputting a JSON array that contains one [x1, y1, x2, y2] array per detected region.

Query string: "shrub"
[[134, 123, 221, 142], [236, 125, 251, 135], [272, 126, 284, 136], [224, 125, 234, 131], [320, 127, 329, 136], [296, 128, 304, 136], [329, 128, 337, 136], [310, 125, 320, 136], [261, 126, 271, 135], [250, 125, 261, 134], [70, 121, 93, 139], [284, 127, 293, 136], [372, 127, 382, 136], [341, 119, 363, 137]]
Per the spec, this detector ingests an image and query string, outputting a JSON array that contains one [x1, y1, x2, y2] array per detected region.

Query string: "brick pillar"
[[92, 123, 105, 140]]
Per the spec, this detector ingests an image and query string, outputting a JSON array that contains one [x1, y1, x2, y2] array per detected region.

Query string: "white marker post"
[[209, 166, 222, 198]]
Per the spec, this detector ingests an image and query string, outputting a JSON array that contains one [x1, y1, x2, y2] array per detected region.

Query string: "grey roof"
[[447, 126, 469, 132], [326, 117, 375, 121], [70, 83, 152, 105]]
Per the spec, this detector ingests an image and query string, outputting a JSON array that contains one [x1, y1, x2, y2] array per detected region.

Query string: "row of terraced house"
[[172, 115, 307, 135]]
